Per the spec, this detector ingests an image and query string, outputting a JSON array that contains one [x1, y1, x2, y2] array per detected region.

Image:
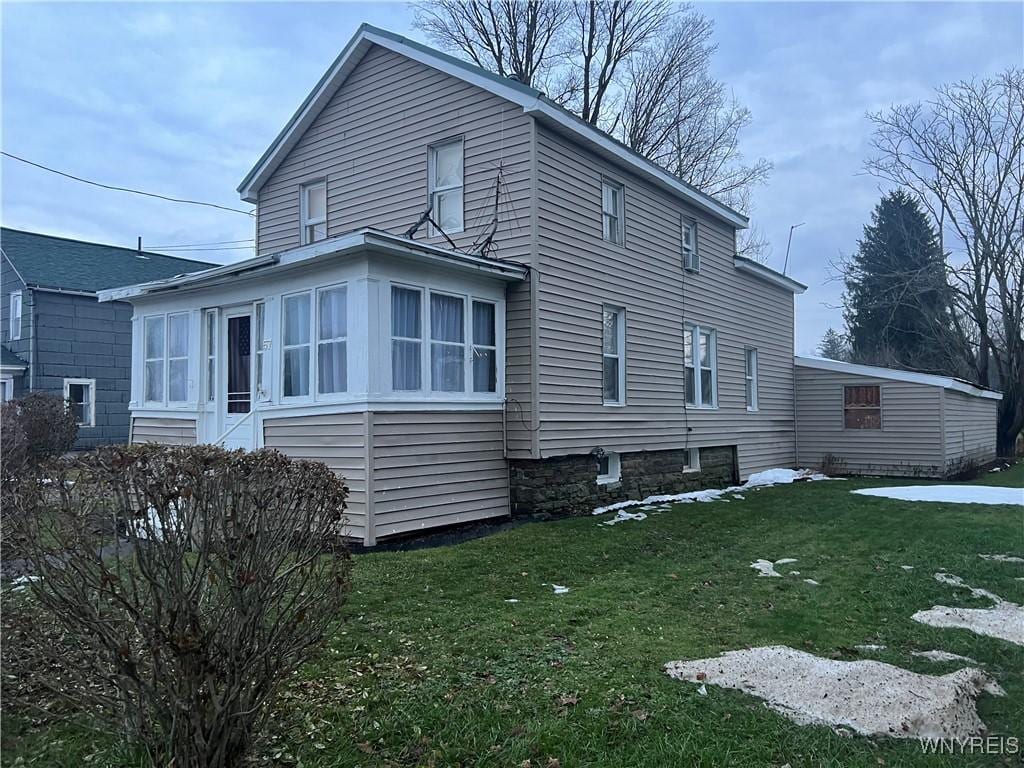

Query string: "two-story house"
[[1, 228, 214, 448], [99, 25, 806, 543]]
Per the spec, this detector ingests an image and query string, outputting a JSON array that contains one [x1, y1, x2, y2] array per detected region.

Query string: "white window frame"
[[682, 447, 700, 473], [204, 310, 217, 403], [64, 377, 96, 428], [601, 179, 625, 245], [300, 180, 327, 245], [602, 305, 626, 406], [428, 138, 465, 237], [166, 313, 190, 404], [596, 450, 621, 485], [280, 290, 313, 401], [9, 291, 22, 341], [684, 323, 718, 408], [315, 284, 348, 395], [254, 302, 270, 402], [745, 347, 759, 411], [0, 376, 12, 403], [682, 218, 699, 272], [471, 299, 497, 394], [429, 289, 467, 393]]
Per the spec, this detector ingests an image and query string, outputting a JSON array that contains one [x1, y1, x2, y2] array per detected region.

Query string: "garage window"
[[844, 385, 881, 429]]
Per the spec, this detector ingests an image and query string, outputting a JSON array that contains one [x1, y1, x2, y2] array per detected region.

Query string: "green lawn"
[[5, 466, 1024, 767]]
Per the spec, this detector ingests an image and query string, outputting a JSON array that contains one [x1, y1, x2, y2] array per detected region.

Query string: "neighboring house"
[[99, 23, 808, 545], [1, 228, 215, 448], [794, 356, 1001, 477]]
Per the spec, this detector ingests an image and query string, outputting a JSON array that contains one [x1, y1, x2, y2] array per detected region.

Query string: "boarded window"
[[844, 385, 881, 429]]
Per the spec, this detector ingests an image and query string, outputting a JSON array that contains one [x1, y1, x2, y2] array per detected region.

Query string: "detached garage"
[[794, 356, 1001, 478]]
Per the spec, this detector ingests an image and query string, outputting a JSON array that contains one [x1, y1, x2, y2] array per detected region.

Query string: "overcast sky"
[[2, 1, 1021, 353]]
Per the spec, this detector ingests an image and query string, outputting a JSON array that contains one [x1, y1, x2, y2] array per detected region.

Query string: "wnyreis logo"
[[921, 736, 1020, 755]]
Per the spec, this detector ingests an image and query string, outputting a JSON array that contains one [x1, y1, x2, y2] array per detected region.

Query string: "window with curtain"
[[167, 313, 189, 403], [602, 306, 624, 404], [301, 181, 327, 244], [844, 385, 881, 429], [745, 348, 759, 410], [392, 286, 422, 391], [144, 316, 165, 402], [430, 293, 464, 392], [283, 293, 311, 397], [429, 140, 464, 235], [317, 286, 347, 394], [472, 301, 496, 393], [601, 181, 624, 245], [205, 310, 217, 402], [684, 324, 717, 407]]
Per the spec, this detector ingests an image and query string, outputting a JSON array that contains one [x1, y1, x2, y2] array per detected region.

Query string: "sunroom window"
[[317, 286, 347, 394], [392, 286, 423, 391], [282, 292, 311, 398], [472, 301, 496, 393], [430, 293, 465, 392]]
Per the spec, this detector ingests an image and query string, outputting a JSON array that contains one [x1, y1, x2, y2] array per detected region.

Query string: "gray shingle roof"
[[1, 228, 218, 293], [1, 345, 27, 369]]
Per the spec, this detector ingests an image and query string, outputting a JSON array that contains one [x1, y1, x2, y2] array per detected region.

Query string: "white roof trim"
[[98, 229, 527, 303], [733, 256, 806, 293], [237, 25, 747, 229], [795, 356, 1002, 400]]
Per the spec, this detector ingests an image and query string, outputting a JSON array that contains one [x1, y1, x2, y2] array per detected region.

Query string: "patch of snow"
[[912, 650, 978, 665], [746, 468, 828, 487], [731, 494, 745, 500], [751, 559, 782, 578], [933, 572, 1003, 603], [989, 467, 1001, 472], [804, 579, 819, 586], [775, 558, 798, 565], [979, 554, 1024, 563], [8, 574, 41, 592], [664, 646, 1003, 741], [854, 644, 886, 651], [852, 486, 1023, 506], [901, 565, 915, 571], [550, 584, 569, 595], [789, 571, 801, 576], [912, 573, 1024, 646], [504, 599, 520, 603], [600, 509, 648, 526], [697, 684, 707, 696]]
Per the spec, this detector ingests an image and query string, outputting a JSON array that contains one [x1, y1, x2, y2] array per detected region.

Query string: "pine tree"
[[843, 190, 953, 373], [817, 328, 850, 361]]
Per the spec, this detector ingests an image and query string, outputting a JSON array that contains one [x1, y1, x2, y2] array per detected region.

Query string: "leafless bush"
[[818, 453, 848, 477], [945, 456, 983, 482], [8, 444, 351, 768]]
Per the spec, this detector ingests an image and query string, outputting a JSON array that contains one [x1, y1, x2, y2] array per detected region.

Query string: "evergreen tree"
[[843, 190, 953, 373], [817, 328, 850, 361]]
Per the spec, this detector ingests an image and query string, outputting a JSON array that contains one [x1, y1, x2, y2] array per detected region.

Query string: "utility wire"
[[150, 238, 254, 249], [2, 151, 255, 217], [153, 245, 255, 252]]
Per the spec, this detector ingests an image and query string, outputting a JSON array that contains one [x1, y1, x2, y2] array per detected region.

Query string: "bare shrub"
[[9, 444, 351, 768], [818, 453, 848, 477], [945, 456, 982, 482]]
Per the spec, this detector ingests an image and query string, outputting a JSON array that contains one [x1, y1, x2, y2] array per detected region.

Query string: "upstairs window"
[[301, 180, 327, 244], [745, 348, 759, 411], [64, 378, 95, 427], [601, 180, 624, 245], [602, 306, 625, 404], [682, 218, 699, 271], [429, 139, 464, 235], [9, 291, 22, 341], [844, 385, 881, 429], [684, 324, 717, 407]]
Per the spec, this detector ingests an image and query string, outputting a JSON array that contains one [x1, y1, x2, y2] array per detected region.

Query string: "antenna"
[[783, 222, 805, 275]]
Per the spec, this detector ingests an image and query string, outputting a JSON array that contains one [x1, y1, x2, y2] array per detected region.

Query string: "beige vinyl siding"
[[130, 416, 196, 445], [372, 410, 508, 538], [942, 389, 998, 467], [533, 125, 796, 477], [795, 367, 944, 476], [262, 412, 368, 542]]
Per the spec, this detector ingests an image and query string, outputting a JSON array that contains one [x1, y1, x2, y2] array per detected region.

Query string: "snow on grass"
[[911, 572, 1024, 646], [541, 583, 570, 595], [854, 644, 886, 651], [900, 565, 915, 571], [852, 485, 1023, 506], [804, 579, 820, 586], [750, 558, 799, 578], [979, 554, 1024, 563], [664, 646, 1004, 741], [912, 650, 978, 665], [593, 468, 830, 521]]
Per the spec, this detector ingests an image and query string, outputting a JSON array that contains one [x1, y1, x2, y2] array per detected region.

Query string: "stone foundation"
[[509, 445, 737, 515]]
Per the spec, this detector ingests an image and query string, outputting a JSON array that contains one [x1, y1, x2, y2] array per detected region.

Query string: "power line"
[[154, 245, 255, 252], [149, 238, 254, 249], [2, 151, 255, 217]]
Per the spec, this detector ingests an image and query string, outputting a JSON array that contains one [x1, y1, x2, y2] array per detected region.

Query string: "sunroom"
[[99, 229, 527, 543]]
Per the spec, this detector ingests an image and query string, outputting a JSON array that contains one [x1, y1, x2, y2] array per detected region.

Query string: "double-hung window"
[[144, 313, 189, 404], [601, 180, 624, 245], [684, 324, 717, 407], [64, 378, 95, 427], [391, 286, 423, 391], [167, 314, 189, 403], [682, 218, 699, 271], [282, 292, 311, 398], [9, 291, 22, 341], [472, 301, 497, 393], [429, 140, 464, 235], [745, 348, 759, 410], [204, 310, 217, 402], [844, 385, 881, 429], [144, 316, 165, 403], [317, 286, 347, 394], [602, 306, 625, 405], [430, 293, 465, 392], [301, 180, 327, 244]]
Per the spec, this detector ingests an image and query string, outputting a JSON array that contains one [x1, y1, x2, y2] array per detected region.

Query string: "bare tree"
[[866, 69, 1024, 455]]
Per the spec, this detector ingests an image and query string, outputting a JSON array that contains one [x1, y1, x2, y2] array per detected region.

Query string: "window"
[[9, 291, 22, 341], [317, 286, 347, 394], [301, 180, 327, 244], [429, 140, 464, 235], [391, 286, 423, 391], [0, 377, 12, 403], [844, 385, 881, 429], [472, 300, 496, 393], [254, 303, 267, 400], [64, 378, 95, 427], [167, 314, 189, 403], [745, 348, 759, 410], [601, 180, 624, 245], [602, 306, 625, 405], [204, 311, 217, 402], [683, 447, 700, 472], [144, 316, 165, 403], [682, 219, 699, 271], [597, 450, 621, 485], [430, 293, 465, 392], [684, 324, 717, 407], [282, 292, 311, 398]]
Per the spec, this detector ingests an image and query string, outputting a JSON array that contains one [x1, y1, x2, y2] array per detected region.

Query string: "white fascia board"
[[97, 254, 279, 302], [794, 355, 1002, 400], [734, 257, 807, 294]]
